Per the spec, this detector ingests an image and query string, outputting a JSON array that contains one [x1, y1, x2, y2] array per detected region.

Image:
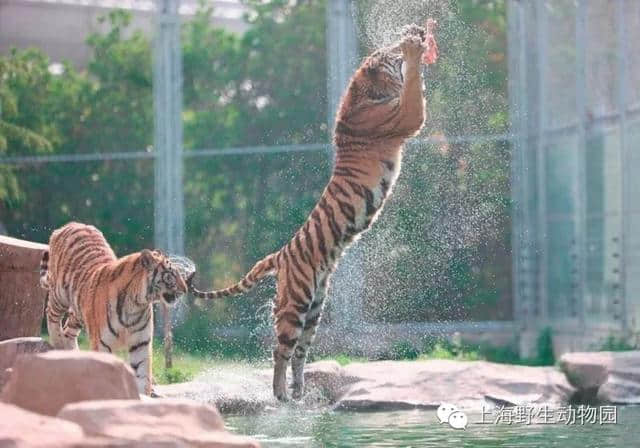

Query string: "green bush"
[[388, 341, 419, 360], [535, 327, 555, 366], [161, 367, 193, 384], [599, 335, 635, 352], [478, 344, 521, 364]]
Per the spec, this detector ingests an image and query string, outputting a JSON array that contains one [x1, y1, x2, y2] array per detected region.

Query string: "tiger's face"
[[141, 249, 188, 306]]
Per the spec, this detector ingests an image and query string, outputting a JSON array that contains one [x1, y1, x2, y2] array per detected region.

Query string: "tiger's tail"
[[189, 252, 277, 299], [39, 250, 50, 290]]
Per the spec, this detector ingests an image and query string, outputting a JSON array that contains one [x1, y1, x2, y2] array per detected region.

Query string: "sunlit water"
[[226, 406, 640, 447]]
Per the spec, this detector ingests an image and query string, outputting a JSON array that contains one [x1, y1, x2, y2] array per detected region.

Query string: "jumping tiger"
[[190, 26, 436, 401], [40, 221, 188, 395]]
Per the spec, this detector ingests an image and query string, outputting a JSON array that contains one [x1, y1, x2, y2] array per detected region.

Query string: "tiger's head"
[[140, 249, 188, 306], [362, 25, 429, 100], [335, 24, 427, 138], [355, 48, 406, 104]]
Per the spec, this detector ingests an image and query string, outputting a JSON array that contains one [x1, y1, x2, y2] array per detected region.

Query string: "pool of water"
[[226, 406, 640, 447]]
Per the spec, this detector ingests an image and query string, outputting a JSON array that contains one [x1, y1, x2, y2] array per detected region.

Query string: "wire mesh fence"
[[509, 0, 640, 353]]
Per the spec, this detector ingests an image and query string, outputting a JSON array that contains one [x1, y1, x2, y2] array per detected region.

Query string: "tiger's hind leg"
[[291, 277, 328, 400], [272, 267, 312, 402], [46, 292, 70, 349]]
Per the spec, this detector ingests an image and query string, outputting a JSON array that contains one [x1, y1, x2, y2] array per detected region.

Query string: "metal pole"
[[575, 0, 587, 329], [325, 0, 362, 330], [507, 0, 525, 328], [535, 0, 548, 324], [153, 0, 184, 368], [326, 0, 358, 144], [154, 0, 184, 256], [616, 0, 629, 334]]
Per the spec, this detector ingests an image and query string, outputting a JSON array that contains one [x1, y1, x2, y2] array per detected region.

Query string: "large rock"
[[559, 352, 611, 402], [0, 399, 258, 447], [1, 350, 139, 415], [335, 360, 574, 411], [560, 351, 640, 404], [58, 399, 261, 447], [0, 402, 86, 447], [0, 236, 48, 341], [0, 337, 52, 390], [559, 352, 610, 389]]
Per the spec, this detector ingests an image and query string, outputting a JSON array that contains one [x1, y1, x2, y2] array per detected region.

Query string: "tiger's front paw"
[[400, 23, 427, 41], [400, 36, 426, 65]]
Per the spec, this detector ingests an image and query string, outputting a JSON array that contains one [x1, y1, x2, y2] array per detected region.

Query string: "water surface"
[[226, 406, 640, 447]]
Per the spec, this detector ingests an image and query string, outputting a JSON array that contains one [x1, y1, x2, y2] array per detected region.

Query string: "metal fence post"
[[153, 0, 184, 367], [535, 0, 548, 325], [325, 0, 362, 330], [326, 0, 358, 143], [616, 0, 629, 334], [507, 0, 524, 327]]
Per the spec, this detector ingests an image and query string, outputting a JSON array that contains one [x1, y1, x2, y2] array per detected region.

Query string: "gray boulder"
[[336, 360, 574, 411], [559, 351, 640, 404]]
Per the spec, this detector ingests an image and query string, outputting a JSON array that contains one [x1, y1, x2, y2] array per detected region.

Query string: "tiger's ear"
[[140, 249, 155, 270]]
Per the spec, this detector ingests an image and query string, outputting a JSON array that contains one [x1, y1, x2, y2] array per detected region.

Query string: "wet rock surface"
[[156, 364, 275, 414], [159, 359, 576, 413], [560, 351, 640, 404], [337, 360, 574, 411]]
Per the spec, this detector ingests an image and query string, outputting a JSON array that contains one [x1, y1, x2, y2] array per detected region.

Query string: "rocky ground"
[[0, 337, 260, 447], [157, 351, 640, 414], [2, 336, 640, 446]]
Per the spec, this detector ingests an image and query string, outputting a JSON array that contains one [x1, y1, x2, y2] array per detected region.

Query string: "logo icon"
[[448, 410, 468, 429], [437, 403, 468, 430]]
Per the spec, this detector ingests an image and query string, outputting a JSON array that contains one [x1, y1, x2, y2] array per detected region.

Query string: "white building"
[[0, 0, 247, 68]]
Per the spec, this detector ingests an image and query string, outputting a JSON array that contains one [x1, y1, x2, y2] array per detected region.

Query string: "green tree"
[[0, 49, 55, 204], [1, 11, 154, 249]]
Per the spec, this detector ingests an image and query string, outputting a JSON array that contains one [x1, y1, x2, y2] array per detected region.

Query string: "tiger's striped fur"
[[41, 221, 188, 395], [190, 32, 430, 401]]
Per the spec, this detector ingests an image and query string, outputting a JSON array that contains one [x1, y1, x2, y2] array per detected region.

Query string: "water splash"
[[168, 254, 197, 280], [331, 0, 511, 329], [355, 0, 442, 49]]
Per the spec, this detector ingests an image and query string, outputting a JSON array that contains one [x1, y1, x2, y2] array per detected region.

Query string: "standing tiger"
[[190, 27, 436, 401], [40, 221, 188, 395]]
